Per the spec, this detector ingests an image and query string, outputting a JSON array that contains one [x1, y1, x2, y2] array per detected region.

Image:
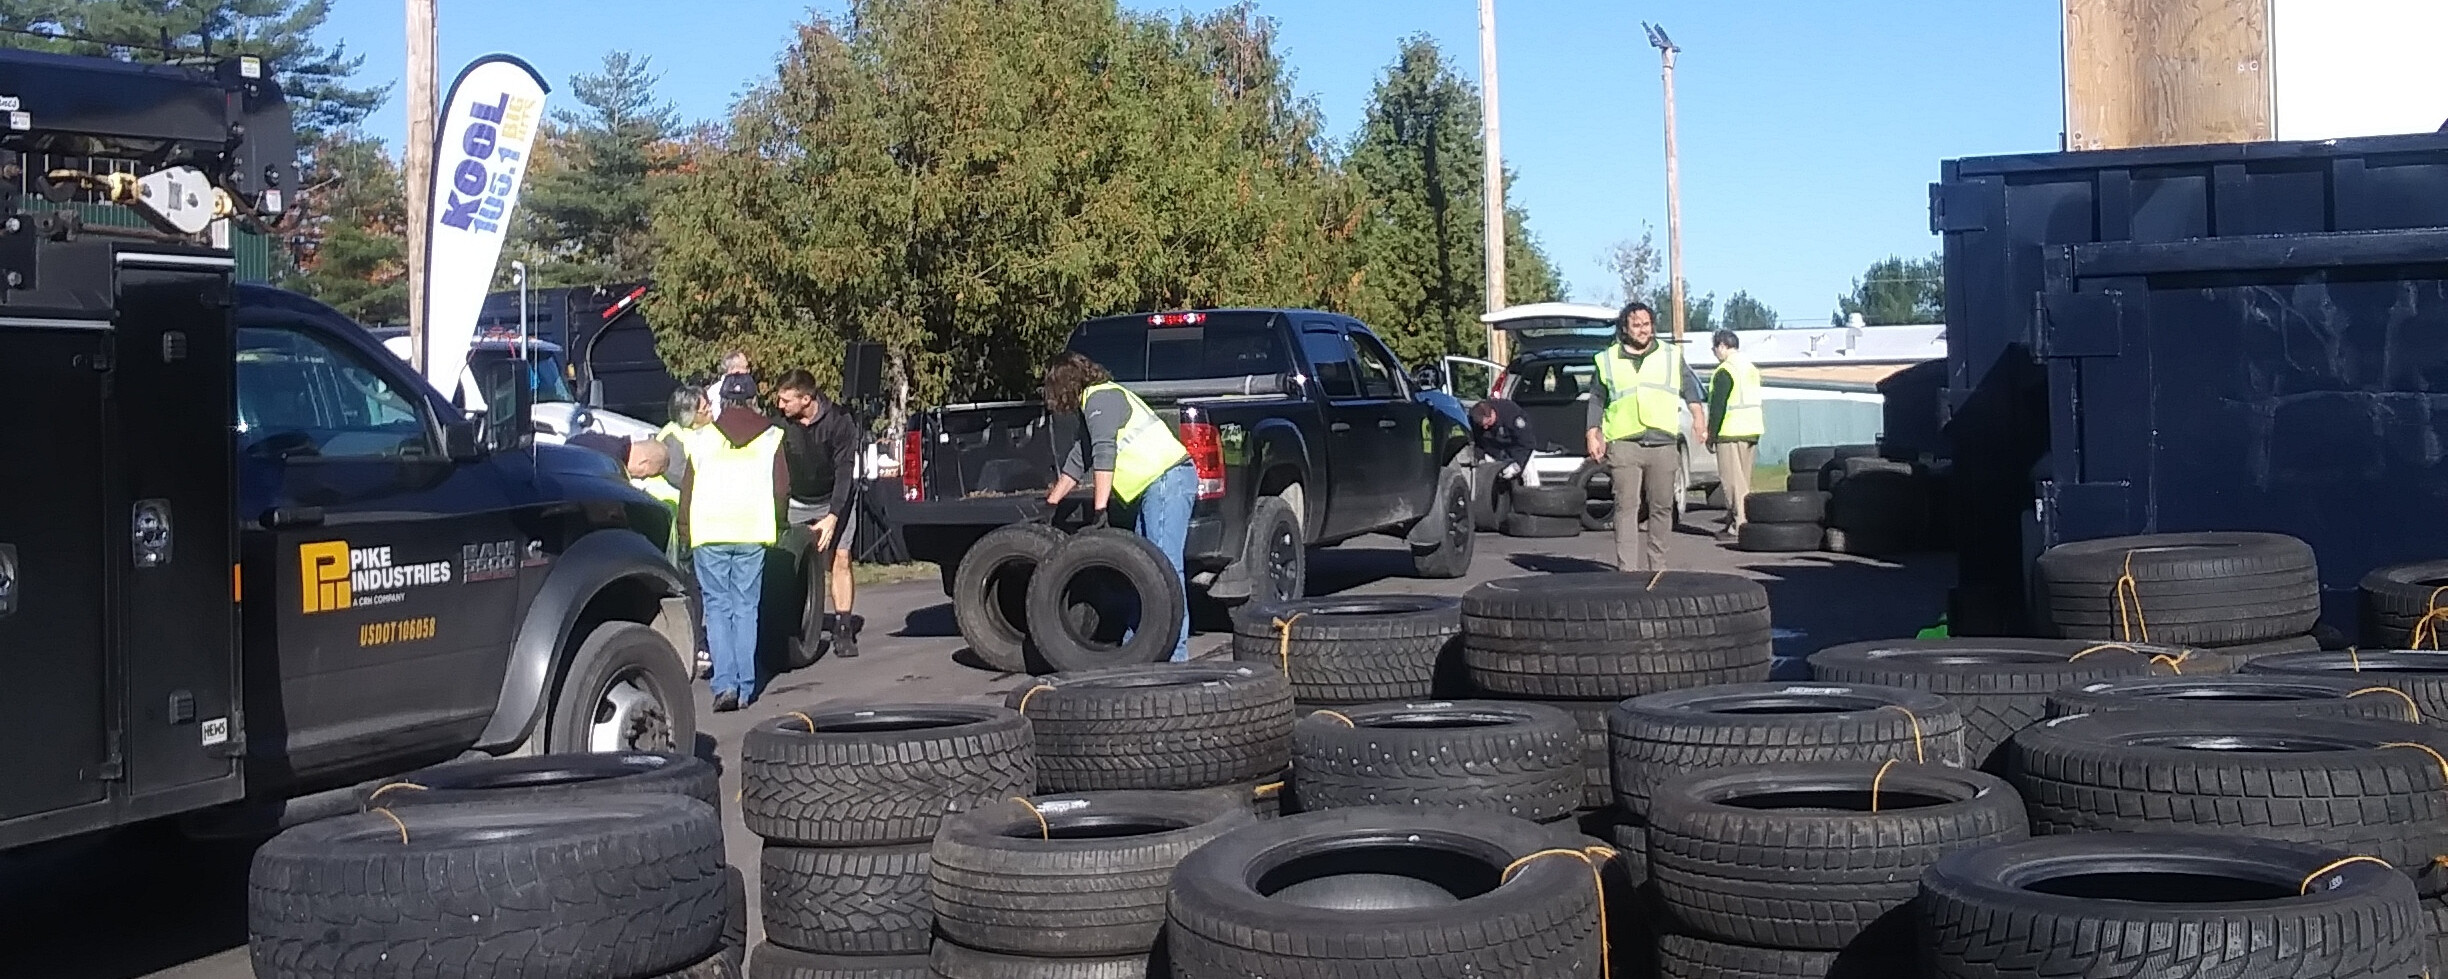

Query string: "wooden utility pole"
[[404, 0, 437, 373], [2061, 0, 2272, 150], [1477, 0, 1509, 364], [1646, 22, 1684, 341]]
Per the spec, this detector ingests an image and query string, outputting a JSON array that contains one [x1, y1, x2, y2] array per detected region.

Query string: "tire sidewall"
[[954, 524, 1062, 674], [1026, 529, 1189, 671], [547, 621, 696, 755]]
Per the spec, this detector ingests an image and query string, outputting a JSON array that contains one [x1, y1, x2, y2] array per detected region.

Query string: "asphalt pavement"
[[0, 518, 1950, 979]]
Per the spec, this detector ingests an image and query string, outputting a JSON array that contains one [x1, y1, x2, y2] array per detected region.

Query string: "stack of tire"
[[1226, 595, 1465, 714], [2361, 559, 2448, 649], [1809, 637, 2206, 768], [1003, 663, 1295, 823], [1732, 488, 1826, 553], [950, 524, 1190, 676], [2245, 649, 2448, 729], [1503, 474, 1592, 539], [740, 704, 1037, 979], [1821, 456, 1926, 557], [247, 752, 740, 979], [2035, 531, 2325, 669]]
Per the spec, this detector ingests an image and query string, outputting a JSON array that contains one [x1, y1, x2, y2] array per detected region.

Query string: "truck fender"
[[1405, 455, 1474, 548], [473, 529, 686, 752], [1245, 418, 1313, 528]]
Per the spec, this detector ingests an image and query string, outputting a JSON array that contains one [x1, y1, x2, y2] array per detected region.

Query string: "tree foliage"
[[1644, 280, 1714, 337], [1832, 252, 1944, 326], [0, 0, 384, 142], [285, 128, 407, 322], [1602, 228, 1660, 308], [512, 51, 682, 287], [1723, 290, 1778, 331]]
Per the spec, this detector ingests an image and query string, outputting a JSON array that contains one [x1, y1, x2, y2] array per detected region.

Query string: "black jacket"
[[781, 393, 862, 515], [1472, 398, 1537, 470]]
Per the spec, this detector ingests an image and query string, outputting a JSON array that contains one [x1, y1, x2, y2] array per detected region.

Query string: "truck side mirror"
[[1410, 364, 1444, 392], [445, 415, 488, 462], [490, 357, 538, 452]]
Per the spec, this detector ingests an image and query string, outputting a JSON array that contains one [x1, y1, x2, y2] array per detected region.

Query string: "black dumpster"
[[1935, 131, 2448, 636]]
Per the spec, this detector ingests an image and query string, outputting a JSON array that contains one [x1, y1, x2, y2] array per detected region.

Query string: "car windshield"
[[468, 348, 578, 405]]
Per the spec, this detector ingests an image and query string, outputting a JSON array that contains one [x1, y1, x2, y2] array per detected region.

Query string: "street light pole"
[[1477, 0, 1509, 364], [1646, 22, 1684, 342]]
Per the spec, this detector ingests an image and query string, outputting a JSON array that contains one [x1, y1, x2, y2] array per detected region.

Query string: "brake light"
[[901, 430, 924, 502], [1179, 421, 1226, 501], [1148, 312, 1207, 326]]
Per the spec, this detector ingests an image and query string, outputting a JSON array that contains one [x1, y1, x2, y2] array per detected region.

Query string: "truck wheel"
[[1411, 470, 1476, 579], [546, 621, 697, 756], [1243, 495, 1307, 606], [1469, 462, 1511, 532], [1026, 530, 1190, 671], [953, 524, 1064, 674]]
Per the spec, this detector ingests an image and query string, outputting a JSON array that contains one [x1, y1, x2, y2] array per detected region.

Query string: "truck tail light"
[[1179, 421, 1226, 501], [1490, 368, 1510, 398], [901, 430, 924, 502]]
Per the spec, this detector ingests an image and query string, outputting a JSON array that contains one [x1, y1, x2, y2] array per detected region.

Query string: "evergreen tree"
[[513, 51, 681, 286], [284, 128, 406, 322], [0, 0, 385, 142], [1831, 253, 1945, 326]]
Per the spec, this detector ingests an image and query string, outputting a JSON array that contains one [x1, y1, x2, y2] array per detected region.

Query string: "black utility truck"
[[0, 50, 694, 853]]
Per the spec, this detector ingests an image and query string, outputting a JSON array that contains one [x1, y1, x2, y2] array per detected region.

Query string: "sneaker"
[[712, 691, 740, 713], [1714, 528, 1739, 543]]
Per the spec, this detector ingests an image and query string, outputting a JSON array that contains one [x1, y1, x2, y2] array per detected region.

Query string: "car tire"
[[720, 864, 747, 971], [1785, 470, 1823, 493], [954, 523, 1065, 674], [247, 796, 726, 979], [1656, 934, 1909, 979], [1607, 682, 1969, 819], [1786, 446, 1840, 473], [1008, 662, 1293, 792], [1809, 638, 2182, 768], [2194, 632, 2323, 672], [1745, 491, 1826, 524], [1826, 463, 1925, 546], [1511, 481, 1589, 519], [1830, 444, 1880, 461], [1463, 571, 1774, 700], [2034, 531, 2321, 646], [1025, 528, 1190, 672], [1647, 762, 2026, 951], [1227, 595, 1461, 705], [361, 750, 720, 812], [759, 842, 932, 955], [1412, 468, 1478, 579], [1580, 497, 1616, 532], [930, 790, 1252, 957], [1501, 511, 1582, 538], [1736, 521, 1823, 553], [740, 703, 1034, 846], [1921, 833, 2428, 979], [652, 949, 741, 979], [2243, 650, 2448, 728], [1289, 700, 1584, 823], [747, 946, 930, 979], [544, 620, 696, 755], [928, 943, 1155, 979], [1556, 700, 1618, 809], [2361, 560, 2448, 649], [2043, 673, 2422, 723], [1470, 461, 1513, 532], [2007, 712, 2448, 895], [1165, 808, 1604, 977]]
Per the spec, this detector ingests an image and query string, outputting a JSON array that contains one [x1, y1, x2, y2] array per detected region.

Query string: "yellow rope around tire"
[[2381, 742, 2448, 785], [2413, 587, 2448, 651], [1252, 781, 1284, 800], [2350, 647, 2365, 671], [1869, 758, 1900, 813], [2348, 686, 2423, 723], [2111, 551, 2152, 643], [1500, 845, 1617, 979], [787, 711, 816, 732], [1310, 709, 1356, 728], [1014, 685, 1056, 715], [1880, 706, 1927, 764], [1010, 796, 1050, 839], [1647, 570, 1666, 591], [1271, 613, 1309, 673], [362, 781, 426, 808], [370, 807, 410, 844], [2068, 643, 2143, 663], [2298, 854, 2394, 895]]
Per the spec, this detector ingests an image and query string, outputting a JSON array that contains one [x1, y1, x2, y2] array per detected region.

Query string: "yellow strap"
[[2414, 587, 2448, 650], [787, 711, 816, 732], [1311, 709, 1356, 728], [2068, 643, 2143, 662], [2351, 647, 2365, 671], [2298, 854, 2394, 895], [1009, 796, 1049, 839], [363, 781, 427, 807], [1881, 706, 1926, 764], [1272, 613, 1309, 673], [370, 807, 410, 844], [1646, 570, 1666, 591], [2149, 653, 2187, 675], [1015, 685, 1056, 714], [2113, 551, 2152, 643], [2348, 686, 2423, 723], [1252, 781, 1285, 799], [2382, 741, 2448, 785], [1499, 847, 1615, 979], [1870, 758, 1900, 813]]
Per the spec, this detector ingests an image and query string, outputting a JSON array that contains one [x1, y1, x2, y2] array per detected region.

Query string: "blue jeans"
[[693, 543, 766, 701], [1124, 462, 1195, 662]]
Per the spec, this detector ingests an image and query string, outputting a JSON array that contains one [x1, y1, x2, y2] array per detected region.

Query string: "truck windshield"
[[1068, 312, 1289, 381]]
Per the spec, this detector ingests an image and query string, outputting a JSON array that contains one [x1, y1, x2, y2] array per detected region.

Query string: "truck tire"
[[2243, 650, 2448, 728], [1463, 571, 1774, 700], [361, 750, 720, 812], [748, 946, 930, 979], [2034, 531, 2320, 647], [741, 703, 1034, 846], [1237, 495, 1307, 608], [955, 523, 1065, 675], [1647, 763, 2026, 951], [1026, 528, 1190, 672], [1289, 700, 1584, 823], [1657, 934, 1908, 979], [1787, 446, 1840, 472], [759, 842, 932, 955], [1501, 511, 1581, 538], [1227, 595, 1460, 705], [1809, 638, 2178, 769], [1921, 833, 2427, 979], [544, 620, 696, 755], [2007, 712, 2448, 895], [928, 943, 1153, 979], [1745, 491, 1826, 525], [1411, 468, 1478, 579], [1008, 662, 1293, 792], [1164, 808, 1604, 977], [930, 790, 1252, 957], [2043, 674, 2420, 723], [2361, 560, 2448, 649], [1470, 461, 1513, 532], [248, 795, 726, 979], [1607, 682, 1968, 819], [1737, 521, 1823, 553], [1511, 481, 1588, 519]]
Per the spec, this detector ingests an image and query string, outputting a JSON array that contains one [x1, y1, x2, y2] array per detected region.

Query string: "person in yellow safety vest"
[[659, 383, 715, 680], [679, 372, 790, 712], [1707, 328, 1764, 542], [1038, 351, 1196, 662], [1583, 301, 1709, 573]]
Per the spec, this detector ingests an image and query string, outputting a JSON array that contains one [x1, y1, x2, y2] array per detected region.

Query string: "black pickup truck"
[[892, 309, 1480, 607]]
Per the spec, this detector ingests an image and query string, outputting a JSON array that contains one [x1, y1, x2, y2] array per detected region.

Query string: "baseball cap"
[[718, 372, 758, 404]]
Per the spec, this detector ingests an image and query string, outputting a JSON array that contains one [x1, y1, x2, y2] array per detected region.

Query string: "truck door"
[[233, 307, 530, 783], [1296, 322, 1383, 535], [1346, 326, 1433, 524]]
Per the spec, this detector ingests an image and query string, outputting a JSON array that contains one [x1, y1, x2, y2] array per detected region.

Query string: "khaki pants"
[[1714, 439, 1757, 529], [1605, 440, 1682, 572]]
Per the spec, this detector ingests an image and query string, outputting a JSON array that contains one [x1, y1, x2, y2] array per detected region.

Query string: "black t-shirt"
[[780, 396, 861, 513]]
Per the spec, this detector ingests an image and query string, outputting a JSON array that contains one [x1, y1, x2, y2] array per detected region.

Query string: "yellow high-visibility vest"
[[1595, 341, 1689, 443], [1712, 354, 1764, 440], [1084, 381, 1189, 503], [685, 427, 785, 545]]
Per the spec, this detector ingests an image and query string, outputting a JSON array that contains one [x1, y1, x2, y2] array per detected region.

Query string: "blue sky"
[[325, 0, 2065, 325]]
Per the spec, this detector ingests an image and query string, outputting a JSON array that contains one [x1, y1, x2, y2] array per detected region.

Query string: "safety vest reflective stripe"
[[686, 427, 785, 545], [1594, 341, 1688, 443], [1713, 355, 1764, 440], [1084, 381, 1189, 503]]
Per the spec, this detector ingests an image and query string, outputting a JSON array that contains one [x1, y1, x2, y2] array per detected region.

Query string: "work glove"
[[1089, 507, 1111, 530], [1499, 463, 1522, 481]]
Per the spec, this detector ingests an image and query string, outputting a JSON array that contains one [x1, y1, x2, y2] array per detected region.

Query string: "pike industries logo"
[[437, 89, 540, 235], [299, 541, 454, 614]]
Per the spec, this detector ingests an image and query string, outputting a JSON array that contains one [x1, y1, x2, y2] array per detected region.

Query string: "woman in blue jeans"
[[1039, 352, 1195, 662]]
